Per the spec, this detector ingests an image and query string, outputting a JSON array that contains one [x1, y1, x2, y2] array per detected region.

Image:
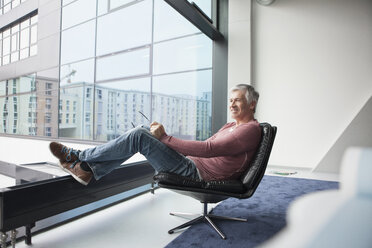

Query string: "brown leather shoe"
[[49, 142, 80, 164], [60, 161, 93, 186]]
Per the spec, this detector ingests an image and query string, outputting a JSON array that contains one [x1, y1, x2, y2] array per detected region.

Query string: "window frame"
[[0, 0, 228, 142], [0, 10, 38, 66]]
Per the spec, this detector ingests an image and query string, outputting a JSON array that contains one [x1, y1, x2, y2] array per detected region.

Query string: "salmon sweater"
[[160, 120, 261, 181]]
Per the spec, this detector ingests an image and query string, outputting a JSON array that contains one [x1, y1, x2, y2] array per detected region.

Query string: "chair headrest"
[[240, 123, 277, 191]]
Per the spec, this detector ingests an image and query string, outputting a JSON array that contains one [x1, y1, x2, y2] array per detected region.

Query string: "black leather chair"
[[153, 123, 277, 239]]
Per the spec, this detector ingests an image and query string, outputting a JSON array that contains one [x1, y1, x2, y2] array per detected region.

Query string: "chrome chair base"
[[168, 202, 247, 239]]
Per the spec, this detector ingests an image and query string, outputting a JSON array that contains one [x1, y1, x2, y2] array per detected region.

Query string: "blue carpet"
[[165, 175, 339, 248]]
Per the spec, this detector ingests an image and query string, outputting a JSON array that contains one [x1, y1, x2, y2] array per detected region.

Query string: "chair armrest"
[[153, 173, 245, 194]]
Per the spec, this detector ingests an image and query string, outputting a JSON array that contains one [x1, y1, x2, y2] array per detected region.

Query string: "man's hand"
[[150, 122, 166, 140]]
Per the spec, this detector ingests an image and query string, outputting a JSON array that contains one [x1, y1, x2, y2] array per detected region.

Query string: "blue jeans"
[[79, 125, 200, 181]]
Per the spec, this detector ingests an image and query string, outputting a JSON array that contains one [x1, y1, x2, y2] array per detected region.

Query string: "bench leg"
[[0, 232, 8, 248], [25, 223, 35, 245], [11, 230, 18, 248]]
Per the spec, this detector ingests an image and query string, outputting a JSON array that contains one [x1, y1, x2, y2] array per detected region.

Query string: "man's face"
[[229, 90, 251, 121]]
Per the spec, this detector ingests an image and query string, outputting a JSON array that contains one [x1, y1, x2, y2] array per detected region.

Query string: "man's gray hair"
[[230, 84, 259, 112]]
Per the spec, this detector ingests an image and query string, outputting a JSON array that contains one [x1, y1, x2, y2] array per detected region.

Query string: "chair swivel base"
[[168, 202, 247, 239]]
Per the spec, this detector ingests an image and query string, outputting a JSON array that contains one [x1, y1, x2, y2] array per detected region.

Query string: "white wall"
[[315, 96, 372, 173], [249, 0, 372, 169], [228, 0, 252, 91]]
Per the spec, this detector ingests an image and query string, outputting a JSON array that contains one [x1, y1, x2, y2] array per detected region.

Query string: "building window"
[[0, 13, 38, 66], [86, 88, 91, 98], [45, 127, 51, 136], [28, 111, 37, 123], [45, 98, 52, 109], [45, 82, 52, 95], [13, 120, 17, 133], [97, 89, 102, 99], [0, 0, 29, 15], [28, 96, 37, 109], [30, 77, 36, 91], [59, 0, 213, 141], [12, 79, 17, 94], [85, 113, 90, 122], [45, 112, 51, 123], [28, 127, 37, 135]]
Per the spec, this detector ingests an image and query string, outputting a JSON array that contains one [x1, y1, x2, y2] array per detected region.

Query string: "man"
[[49, 84, 261, 186]]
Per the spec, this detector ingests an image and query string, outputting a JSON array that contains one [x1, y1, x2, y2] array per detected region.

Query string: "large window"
[[59, 0, 213, 142], [0, 13, 38, 66], [0, 0, 28, 15], [0, 68, 59, 137], [0, 0, 214, 141]]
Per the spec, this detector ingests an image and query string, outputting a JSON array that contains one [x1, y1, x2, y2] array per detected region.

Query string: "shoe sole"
[[58, 163, 90, 186]]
